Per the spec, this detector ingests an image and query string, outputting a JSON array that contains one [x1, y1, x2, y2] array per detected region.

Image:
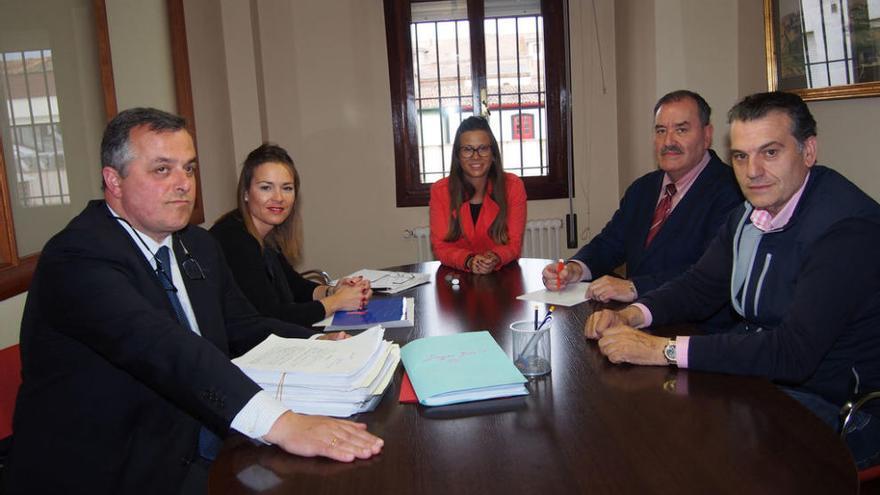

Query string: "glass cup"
[[510, 320, 551, 377]]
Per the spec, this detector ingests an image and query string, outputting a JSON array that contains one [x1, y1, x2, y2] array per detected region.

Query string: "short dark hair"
[[654, 90, 712, 126], [727, 91, 817, 145], [101, 107, 187, 177]]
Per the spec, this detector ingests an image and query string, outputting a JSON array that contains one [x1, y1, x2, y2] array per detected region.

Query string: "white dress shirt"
[[107, 205, 287, 442]]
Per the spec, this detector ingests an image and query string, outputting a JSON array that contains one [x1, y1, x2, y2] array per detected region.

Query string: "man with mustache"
[[543, 90, 742, 308], [586, 91, 880, 469]]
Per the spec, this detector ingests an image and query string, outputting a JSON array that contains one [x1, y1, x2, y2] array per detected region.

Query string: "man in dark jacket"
[[586, 91, 880, 469], [543, 90, 742, 304], [5, 108, 382, 494]]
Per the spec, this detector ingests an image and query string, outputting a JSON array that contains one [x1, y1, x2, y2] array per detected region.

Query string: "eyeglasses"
[[459, 145, 492, 158], [178, 238, 207, 280], [181, 255, 206, 280], [154, 239, 207, 284]]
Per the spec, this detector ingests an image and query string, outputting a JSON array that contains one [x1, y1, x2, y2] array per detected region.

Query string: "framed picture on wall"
[[764, 0, 880, 100]]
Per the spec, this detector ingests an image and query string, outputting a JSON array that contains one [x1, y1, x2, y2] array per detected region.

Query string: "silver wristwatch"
[[663, 338, 677, 366]]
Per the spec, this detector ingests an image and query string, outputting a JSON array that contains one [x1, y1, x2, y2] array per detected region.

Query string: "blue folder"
[[328, 297, 408, 330], [400, 331, 528, 407]]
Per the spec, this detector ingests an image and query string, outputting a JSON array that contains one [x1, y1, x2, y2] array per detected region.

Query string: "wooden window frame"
[[384, 0, 571, 207], [0, 0, 201, 300]]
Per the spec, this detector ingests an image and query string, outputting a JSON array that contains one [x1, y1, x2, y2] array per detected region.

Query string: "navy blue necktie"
[[155, 245, 222, 461], [155, 246, 191, 331]]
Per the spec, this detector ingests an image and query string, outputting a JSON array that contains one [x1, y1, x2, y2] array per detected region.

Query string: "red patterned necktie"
[[645, 183, 677, 247]]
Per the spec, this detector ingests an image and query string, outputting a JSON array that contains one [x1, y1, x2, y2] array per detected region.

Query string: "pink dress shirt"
[[635, 171, 812, 368]]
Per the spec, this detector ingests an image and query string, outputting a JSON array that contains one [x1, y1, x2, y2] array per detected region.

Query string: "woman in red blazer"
[[429, 116, 527, 273]]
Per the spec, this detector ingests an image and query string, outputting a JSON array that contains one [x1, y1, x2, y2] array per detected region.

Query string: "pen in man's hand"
[[556, 259, 564, 290]]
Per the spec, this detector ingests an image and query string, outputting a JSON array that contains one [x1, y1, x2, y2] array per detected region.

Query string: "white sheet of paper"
[[338, 269, 431, 293], [516, 282, 591, 307], [232, 325, 383, 376]]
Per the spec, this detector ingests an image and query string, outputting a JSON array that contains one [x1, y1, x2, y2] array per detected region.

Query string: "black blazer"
[[210, 211, 326, 326], [571, 150, 743, 295], [6, 200, 314, 494]]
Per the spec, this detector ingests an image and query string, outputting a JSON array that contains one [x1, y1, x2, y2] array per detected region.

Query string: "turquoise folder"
[[400, 331, 528, 406]]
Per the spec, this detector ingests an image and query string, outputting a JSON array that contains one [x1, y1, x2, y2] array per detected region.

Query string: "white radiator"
[[522, 218, 563, 260], [405, 218, 562, 262], [409, 226, 433, 263]]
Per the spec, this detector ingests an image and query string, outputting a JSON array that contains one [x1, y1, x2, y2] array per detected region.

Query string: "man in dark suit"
[[542, 90, 742, 303], [585, 91, 880, 469], [5, 108, 382, 494]]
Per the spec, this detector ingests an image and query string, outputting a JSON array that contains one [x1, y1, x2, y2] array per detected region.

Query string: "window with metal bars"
[[385, 0, 570, 207], [0, 49, 69, 207], [775, 0, 880, 90]]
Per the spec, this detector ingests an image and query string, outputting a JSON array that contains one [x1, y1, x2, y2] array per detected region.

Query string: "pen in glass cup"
[[519, 306, 555, 364], [537, 306, 555, 330], [534, 306, 539, 330]]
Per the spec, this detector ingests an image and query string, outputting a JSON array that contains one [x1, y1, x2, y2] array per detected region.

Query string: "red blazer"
[[429, 173, 527, 271]]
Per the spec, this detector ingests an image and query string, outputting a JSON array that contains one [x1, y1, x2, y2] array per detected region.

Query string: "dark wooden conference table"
[[209, 258, 858, 494]]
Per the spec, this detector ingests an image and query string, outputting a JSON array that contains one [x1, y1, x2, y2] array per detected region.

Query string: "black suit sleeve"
[[38, 230, 263, 432], [639, 227, 735, 326], [210, 215, 326, 326], [201, 236, 315, 357], [629, 171, 743, 294], [686, 219, 880, 384], [569, 184, 637, 277]]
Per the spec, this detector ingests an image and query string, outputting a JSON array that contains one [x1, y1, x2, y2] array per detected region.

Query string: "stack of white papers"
[[342, 269, 431, 294], [232, 326, 399, 417]]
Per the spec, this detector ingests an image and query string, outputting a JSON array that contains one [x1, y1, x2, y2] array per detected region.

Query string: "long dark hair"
[[223, 143, 303, 264], [444, 116, 509, 245]]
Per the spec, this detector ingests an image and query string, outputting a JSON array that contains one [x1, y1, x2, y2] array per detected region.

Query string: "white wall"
[[616, 0, 758, 188], [104, 0, 176, 111], [0, 0, 178, 346], [808, 98, 880, 199], [614, 0, 880, 201]]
